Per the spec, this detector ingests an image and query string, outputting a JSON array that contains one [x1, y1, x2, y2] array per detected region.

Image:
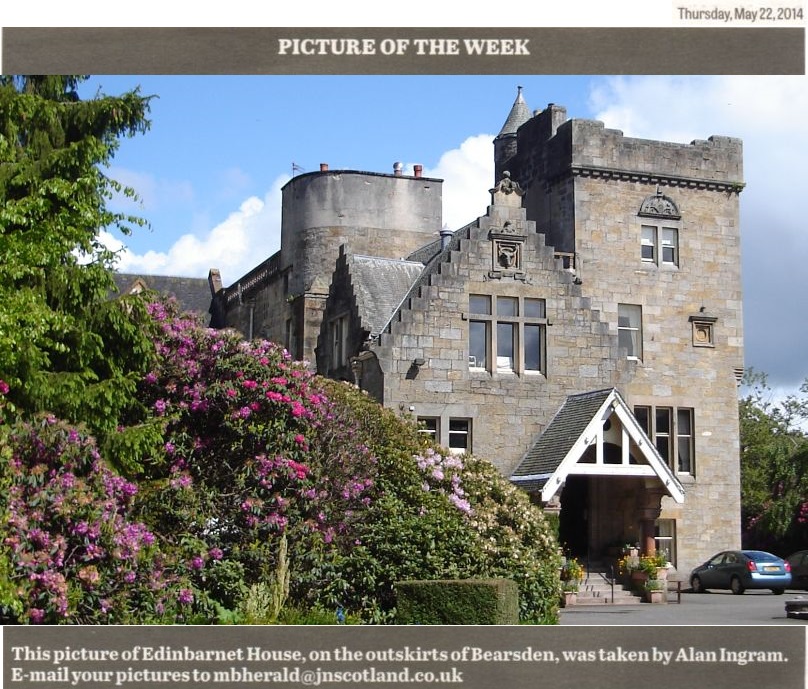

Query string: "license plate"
[[764, 566, 779, 572]]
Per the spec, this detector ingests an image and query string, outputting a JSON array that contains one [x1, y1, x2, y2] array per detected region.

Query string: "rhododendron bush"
[[1, 298, 562, 624], [0, 417, 198, 623]]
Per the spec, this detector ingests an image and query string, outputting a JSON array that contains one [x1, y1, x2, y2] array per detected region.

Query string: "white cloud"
[[421, 134, 495, 230], [589, 76, 808, 387], [110, 173, 288, 282]]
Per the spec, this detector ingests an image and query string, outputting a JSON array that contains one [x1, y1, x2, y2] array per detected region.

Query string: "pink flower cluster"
[[3, 419, 188, 623], [414, 448, 472, 515]]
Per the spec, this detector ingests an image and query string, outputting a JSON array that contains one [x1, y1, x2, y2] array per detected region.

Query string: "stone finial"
[[489, 171, 525, 207]]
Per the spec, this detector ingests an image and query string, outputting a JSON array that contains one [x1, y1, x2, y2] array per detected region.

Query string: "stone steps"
[[574, 568, 644, 606]]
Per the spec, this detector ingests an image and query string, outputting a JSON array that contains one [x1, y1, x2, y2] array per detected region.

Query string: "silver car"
[[690, 550, 792, 595]]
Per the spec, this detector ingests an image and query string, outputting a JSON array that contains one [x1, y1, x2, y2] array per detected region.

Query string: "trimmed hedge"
[[394, 579, 519, 625]]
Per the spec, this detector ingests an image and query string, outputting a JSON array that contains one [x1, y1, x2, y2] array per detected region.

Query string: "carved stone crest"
[[639, 186, 681, 219], [488, 220, 527, 280]]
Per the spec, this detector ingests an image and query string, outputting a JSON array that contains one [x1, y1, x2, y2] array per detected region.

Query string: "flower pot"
[[644, 589, 666, 604], [561, 591, 577, 608]]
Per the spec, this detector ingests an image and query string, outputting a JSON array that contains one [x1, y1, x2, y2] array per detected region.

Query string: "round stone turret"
[[494, 86, 532, 182]]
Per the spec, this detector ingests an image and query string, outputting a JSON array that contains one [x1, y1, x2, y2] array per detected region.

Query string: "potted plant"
[[644, 577, 667, 604], [560, 557, 583, 607], [639, 552, 669, 581]]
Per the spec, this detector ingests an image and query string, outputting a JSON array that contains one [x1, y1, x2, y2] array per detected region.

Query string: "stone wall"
[[371, 199, 632, 475]]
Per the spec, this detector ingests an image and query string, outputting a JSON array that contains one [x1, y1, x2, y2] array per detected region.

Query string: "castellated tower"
[[210, 165, 442, 364], [500, 93, 744, 570], [280, 166, 441, 302]]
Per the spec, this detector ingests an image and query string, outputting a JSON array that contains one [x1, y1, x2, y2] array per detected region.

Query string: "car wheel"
[[730, 576, 745, 595], [771, 588, 785, 595], [690, 575, 704, 593]]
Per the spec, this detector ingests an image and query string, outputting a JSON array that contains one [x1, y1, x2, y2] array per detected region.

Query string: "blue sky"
[[80, 75, 808, 391]]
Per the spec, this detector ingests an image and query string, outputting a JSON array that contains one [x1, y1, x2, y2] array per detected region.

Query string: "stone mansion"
[[124, 89, 745, 574]]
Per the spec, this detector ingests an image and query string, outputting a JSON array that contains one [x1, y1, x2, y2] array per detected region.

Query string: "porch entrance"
[[558, 475, 671, 562]]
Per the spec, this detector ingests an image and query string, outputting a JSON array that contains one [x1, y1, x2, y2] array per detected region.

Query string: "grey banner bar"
[[2, 27, 804, 75], [4, 625, 805, 688]]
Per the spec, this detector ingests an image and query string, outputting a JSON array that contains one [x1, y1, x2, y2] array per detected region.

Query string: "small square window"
[[417, 417, 439, 442], [449, 418, 471, 454], [524, 298, 546, 318], [641, 224, 679, 267]]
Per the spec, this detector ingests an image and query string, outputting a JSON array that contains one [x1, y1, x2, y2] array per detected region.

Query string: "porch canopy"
[[510, 388, 685, 504]]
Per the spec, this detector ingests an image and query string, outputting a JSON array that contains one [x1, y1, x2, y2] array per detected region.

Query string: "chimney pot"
[[320, 163, 329, 172], [393, 161, 403, 176], [414, 164, 423, 178]]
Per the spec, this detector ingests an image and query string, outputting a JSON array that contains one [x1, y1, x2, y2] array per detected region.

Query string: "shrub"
[[124, 299, 563, 624], [0, 416, 200, 623]]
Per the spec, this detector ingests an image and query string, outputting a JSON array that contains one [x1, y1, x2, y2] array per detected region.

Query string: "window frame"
[[640, 223, 680, 268], [467, 294, 547, 375], [448, 418, 471, 455], [635, 404, 696, 477], [618, 303, 643, 360], [417, 416, 440, 442], [417, 414, 473, 455]]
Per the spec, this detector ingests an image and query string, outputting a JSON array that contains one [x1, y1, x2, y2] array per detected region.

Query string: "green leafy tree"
[[0, 75, 155, 440], [739, 369, 808, 553]]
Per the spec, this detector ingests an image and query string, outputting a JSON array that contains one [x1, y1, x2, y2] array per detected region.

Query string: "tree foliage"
[[739, 369, 808, 553], [0, 75, 155, 439]]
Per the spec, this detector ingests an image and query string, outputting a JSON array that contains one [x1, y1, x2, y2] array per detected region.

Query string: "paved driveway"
[[560, 588, 808, 625]]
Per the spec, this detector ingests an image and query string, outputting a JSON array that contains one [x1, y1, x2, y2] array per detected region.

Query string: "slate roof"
[[511, 388, 615, 484], [350, 256, 424, 336], [113, 273, 212, 324], [497, 86, 532, 138]]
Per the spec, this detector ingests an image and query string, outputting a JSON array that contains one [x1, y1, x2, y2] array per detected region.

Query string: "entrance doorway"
[[558, 476, 589, 558]]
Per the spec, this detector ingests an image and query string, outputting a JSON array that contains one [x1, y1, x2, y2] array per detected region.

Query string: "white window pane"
[[618, 304, 642, 359], [662, 228, 678, 264], [641, 226, 656, 261], [449, 418, 470, 453]]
